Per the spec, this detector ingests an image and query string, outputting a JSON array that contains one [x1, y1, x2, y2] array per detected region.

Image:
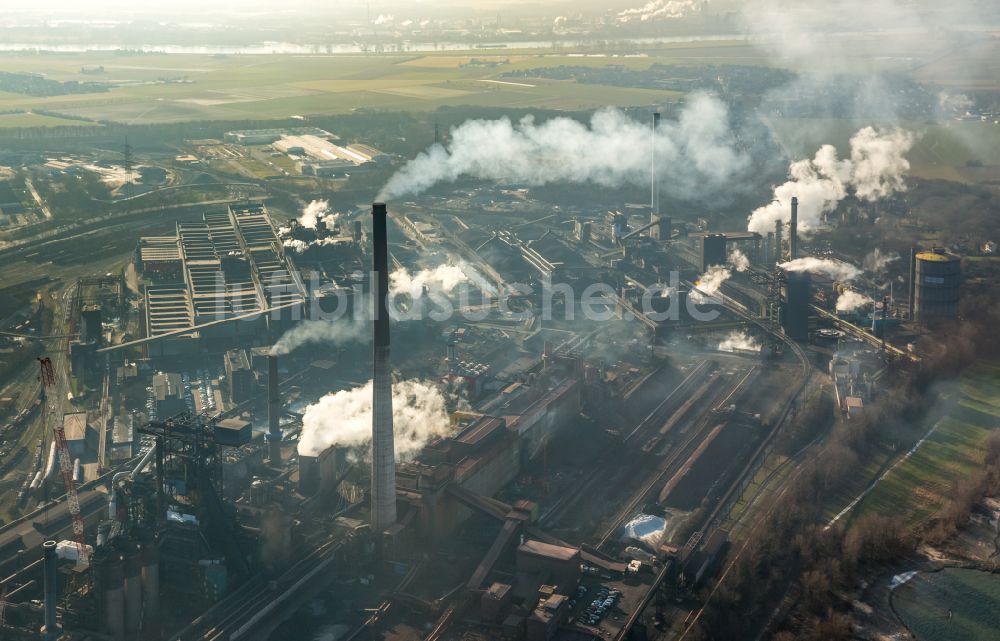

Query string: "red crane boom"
[[38, 357, 88, 564]]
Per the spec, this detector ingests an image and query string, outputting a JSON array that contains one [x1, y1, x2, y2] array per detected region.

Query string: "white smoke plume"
[[378, 94, 746, 201], [390, 263, 470, 295], [282, 238, 310, 253], [780, 257, 861, 282], [618, 0, 704, 22], [747, 127, 914, 234], [836, 290, 873, 312], [298, 199, 330, 229], [692, 264, 731, 303], [863, 248, 897, 273], [270, 320, 367, 356], [718, 331, 761, 352], [728, 247, 750, 272], [283, 236, 349, 253], [298, 379, 452, 458]]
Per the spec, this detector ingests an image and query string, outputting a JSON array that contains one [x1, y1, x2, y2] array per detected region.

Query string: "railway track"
[[539, 359, 718, 529], [596, 367, 747, 549]]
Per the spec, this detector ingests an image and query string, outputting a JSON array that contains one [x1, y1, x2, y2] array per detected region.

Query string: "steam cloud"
[[780, 257, 861, 281], [836, 290, 873, 312], [270, 320, 366, 356], [617, 0, 704, 22], [863, 248, 897, 273], [282, 236, 348, 253], [693, 264, 731, 302], [298, 379, 451, 458], [378, 94, 746, 201], [391, 263, 470, 295], [747, 127, 915, 234], [728, 247, 750, 272], [718, 331, 762, 352], [298, 200, 332, 229]]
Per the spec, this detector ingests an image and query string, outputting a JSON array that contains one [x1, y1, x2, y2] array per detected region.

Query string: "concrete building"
[[700, 233, 727, 272], [110, 415, 135, 462], [224, 127, 334, 145], [224, 349, 254, 405], [398, 375, 582, 542], [481, 582, 512, 622], [516, 540, 581, 596], [153, 373, 186, 418], [526, 594, 569, 641], [274, 135, 384, 167], [782, 271, 811, 341], [63, 413, 91, 459], [135, 237, 183, 281]]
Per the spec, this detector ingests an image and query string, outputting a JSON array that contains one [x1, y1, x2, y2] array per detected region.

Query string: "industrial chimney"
[[650, 111, 661, 240], [789, 196, 798, 260], [41, 540, 60, 641], [267, 354, 281, 464], [371, 202, 397, 534]]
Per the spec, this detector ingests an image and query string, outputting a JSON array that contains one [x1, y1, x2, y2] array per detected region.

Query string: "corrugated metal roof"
[[63, 412, 88, 442], [518, 540, 579, 561]]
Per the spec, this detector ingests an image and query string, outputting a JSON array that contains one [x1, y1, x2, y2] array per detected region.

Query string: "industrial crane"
[[37, 357, 89, 564]]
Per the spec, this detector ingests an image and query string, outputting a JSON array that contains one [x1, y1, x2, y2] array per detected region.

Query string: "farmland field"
[[0, 111, 97, 128], [850, 363, 1000, 524], [0, 50, 698, 125], [894, 569, 1000, 641]]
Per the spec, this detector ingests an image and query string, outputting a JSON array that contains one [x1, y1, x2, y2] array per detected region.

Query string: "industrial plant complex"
[[0, 4, 997, 639], [0, 107, 968, 641]]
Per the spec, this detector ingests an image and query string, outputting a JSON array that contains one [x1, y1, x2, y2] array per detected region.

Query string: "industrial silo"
[[913, 249, 961, 322]]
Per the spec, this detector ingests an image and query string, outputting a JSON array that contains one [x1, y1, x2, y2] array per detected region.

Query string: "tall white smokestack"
[[371, 202, 397, 535], [650, 111, 661, 240]]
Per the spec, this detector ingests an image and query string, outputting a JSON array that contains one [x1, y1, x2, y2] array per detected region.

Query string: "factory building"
[[782, 271, 811, 341], [396, 374, 582, 542], [138, 203, 307, 356], [224, 126, 335, 145], [274, 135, 386, 168], [62, 412, 94, 459], [110, 415, 135, 461], [224, 348, 255, 405], [910, 248, 961, 322], [700, 233, 727, 272], [153, 372, 186, 418], [136, 236, 183, 281]]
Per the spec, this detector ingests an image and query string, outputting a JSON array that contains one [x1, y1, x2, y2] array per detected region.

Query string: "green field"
[[0, 50, 702, 125], [851, 363, 1000, 524], [895, 569, 1000, 641], [0, 111, 97, 128]]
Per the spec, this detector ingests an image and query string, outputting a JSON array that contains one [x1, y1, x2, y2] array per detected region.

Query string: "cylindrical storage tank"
[[96, 550, 125, 641], [914, 249, 961, 322], [123, 545, 142, 637], [41, 540, 60, 640], [140, 539, 160, 636]]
